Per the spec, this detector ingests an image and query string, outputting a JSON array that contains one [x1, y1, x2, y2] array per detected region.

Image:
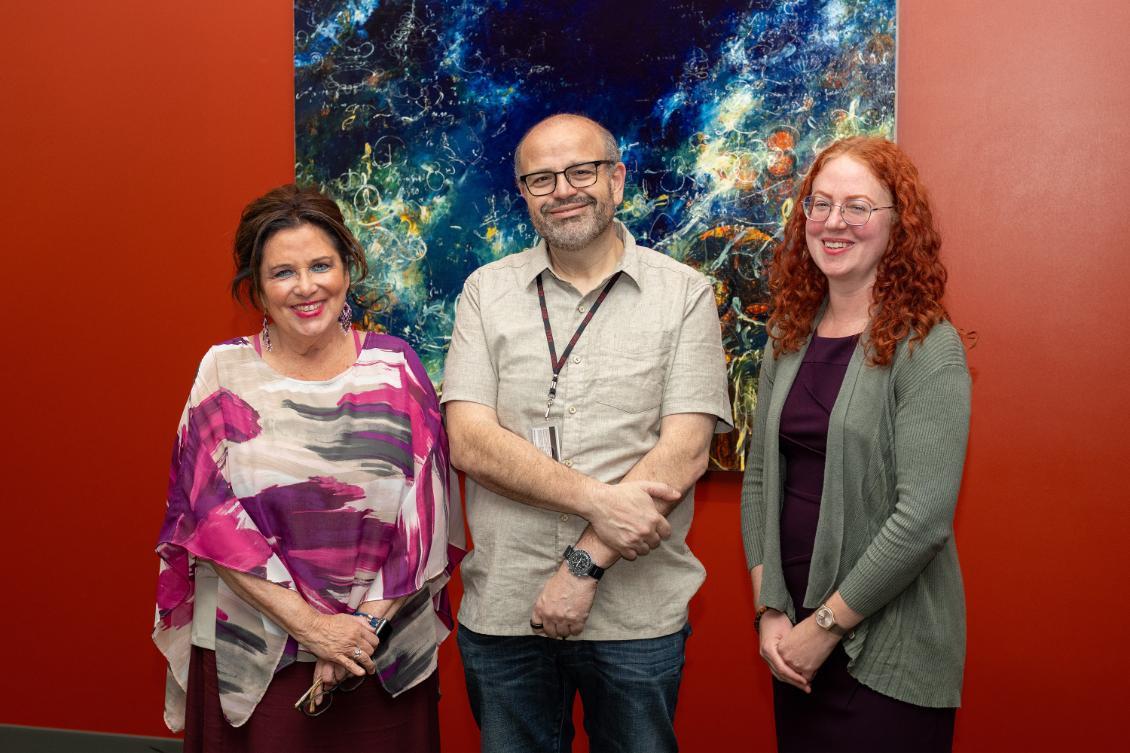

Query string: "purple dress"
[[773, 334, 955, 753]]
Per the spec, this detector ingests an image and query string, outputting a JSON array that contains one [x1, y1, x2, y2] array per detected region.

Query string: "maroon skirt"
[[184, 646, 440, 753]]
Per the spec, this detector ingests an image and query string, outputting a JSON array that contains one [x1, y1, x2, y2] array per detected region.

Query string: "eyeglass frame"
[[294, 672, 368, 717], [801, 195, 895, 226], [518, 160, 615, 196]]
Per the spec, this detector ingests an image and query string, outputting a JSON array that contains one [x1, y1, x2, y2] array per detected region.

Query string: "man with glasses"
[[442, 113, 731, 752]]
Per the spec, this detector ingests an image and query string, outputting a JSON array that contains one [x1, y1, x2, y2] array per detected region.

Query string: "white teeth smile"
[[825, 241, 851, 249], [294, 303, 321, 312]]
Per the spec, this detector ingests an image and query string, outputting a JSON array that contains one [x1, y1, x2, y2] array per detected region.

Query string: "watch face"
[[568, 548, 593, 576], [815, 606, 834, 629]]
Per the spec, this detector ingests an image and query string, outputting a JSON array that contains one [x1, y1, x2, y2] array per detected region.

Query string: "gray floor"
[[0, 724, 182, 753]]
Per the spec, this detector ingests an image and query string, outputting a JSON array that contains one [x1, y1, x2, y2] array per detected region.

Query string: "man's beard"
[[529, 190, 615, 252]]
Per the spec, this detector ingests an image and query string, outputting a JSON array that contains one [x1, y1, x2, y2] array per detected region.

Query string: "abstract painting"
[[295, 0, 897, 469]]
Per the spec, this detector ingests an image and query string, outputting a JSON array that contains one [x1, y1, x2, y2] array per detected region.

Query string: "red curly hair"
[[768, 137, 949, 366]]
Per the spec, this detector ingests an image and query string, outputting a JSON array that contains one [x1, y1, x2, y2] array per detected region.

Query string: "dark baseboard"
[[0, 724, 182, 753]]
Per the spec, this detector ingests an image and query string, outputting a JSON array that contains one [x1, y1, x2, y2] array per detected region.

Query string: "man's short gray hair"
[[513, 114, 621, 178]]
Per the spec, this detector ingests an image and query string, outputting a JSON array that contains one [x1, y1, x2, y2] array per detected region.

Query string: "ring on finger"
[[352, 647, 362, 660]]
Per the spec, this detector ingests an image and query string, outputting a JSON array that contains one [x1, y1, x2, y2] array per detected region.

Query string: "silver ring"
[[352, 647, 362, 660]]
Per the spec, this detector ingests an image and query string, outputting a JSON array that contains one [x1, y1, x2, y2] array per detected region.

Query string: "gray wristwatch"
[[814, 604, 851, 637], [563, 545, 605, 580]]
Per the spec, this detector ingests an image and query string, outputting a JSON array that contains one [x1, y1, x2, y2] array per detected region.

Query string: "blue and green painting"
[[295, 0, 896, 469]]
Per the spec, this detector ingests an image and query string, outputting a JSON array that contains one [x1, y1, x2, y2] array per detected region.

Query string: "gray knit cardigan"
[[740, 319, 970, 708]]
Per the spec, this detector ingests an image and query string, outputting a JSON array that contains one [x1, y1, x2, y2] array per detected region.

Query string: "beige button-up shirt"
[[442, 223, 732, 639]]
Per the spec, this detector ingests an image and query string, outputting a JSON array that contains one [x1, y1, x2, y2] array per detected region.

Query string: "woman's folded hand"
[[300, 612, 379, 677], [776, 616, 839, 684], [758, 610, 811, 693]]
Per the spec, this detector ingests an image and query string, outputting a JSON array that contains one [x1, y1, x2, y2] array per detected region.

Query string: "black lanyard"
[[536, 270, 623, 419]]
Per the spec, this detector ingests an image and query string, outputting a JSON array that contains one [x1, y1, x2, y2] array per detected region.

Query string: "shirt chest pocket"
[[592, 330, 672, 414]]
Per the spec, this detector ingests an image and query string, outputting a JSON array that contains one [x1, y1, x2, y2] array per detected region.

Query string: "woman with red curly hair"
[[740, 137, 970, 751]]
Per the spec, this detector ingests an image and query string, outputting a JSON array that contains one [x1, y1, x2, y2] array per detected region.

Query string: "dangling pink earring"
[[339, 301, 353, 333], [261, 314, 272, 352]]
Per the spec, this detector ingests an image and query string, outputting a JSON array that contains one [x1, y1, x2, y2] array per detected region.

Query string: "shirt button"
[[577, 305, 587, 314], [564, 459, 574, 467], [568, 406, 577, 414], [572, 356, 581, 364], [560, 514, 569, 522]]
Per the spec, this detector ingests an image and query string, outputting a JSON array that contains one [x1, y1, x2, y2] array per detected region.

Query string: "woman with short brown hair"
[[153, 184, 463, 752]]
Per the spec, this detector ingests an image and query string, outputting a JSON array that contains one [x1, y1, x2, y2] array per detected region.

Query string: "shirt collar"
[[519, 220, 643, 288]]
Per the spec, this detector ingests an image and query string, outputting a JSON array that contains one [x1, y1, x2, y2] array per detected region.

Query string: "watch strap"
[[354, 611, 392, 643]]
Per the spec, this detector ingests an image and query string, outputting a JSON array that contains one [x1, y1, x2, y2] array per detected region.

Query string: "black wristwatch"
[[563, 545, 605, 580]]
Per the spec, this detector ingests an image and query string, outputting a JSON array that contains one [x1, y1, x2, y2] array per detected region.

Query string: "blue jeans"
[[458, 623, 690, 753]]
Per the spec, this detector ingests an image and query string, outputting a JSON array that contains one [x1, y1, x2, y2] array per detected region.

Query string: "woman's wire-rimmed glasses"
[[519, 160, 614, 196], [801, 196, 894, 226], [294, 673, 366, 717]]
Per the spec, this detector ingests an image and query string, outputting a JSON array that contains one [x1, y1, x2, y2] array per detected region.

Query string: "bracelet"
[[354, 611, 392, 643], [753, 605, 770, 633]]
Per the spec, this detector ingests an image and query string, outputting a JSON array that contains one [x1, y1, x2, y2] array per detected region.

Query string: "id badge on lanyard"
[[527, 270, 622, 461], [529, 424, 562, 461]]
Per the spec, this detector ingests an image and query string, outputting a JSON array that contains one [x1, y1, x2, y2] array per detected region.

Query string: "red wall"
[[2, 2, 1127, 751]]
